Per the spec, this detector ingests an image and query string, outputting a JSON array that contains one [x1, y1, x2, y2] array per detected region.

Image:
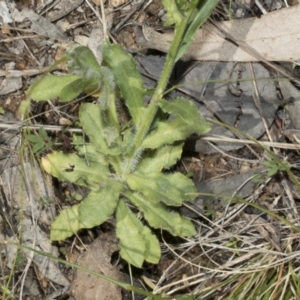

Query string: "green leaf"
[[159, 98, 210, 129], [41, 151, 108, 189], [129, 193, 181, 234], [103, 126, 120, 146], [97, 67, 115, 110], [73, 134, 109, 167], [51, 205, 84, 240], [26, 134, 42, 143], [252, 174, 265, 183], [28, 74, 81, 101], [137, 142, 183, 173], [79, 104, 123, 157], [166, 172, 197, 202], [78, 182, 123, 228], [116, 200, 146, 268], [180, 216, 197, 236], [126, 172, 182, 206], [141, 117, 187, 149], [68, 47, 115, 104], [18, 99, 30, 115], [79, 103, 109, 152], [162, 0, 188, 27], [129, 192, 196, 236], [38, 127, 48, 140], [68, 46, 102, 76], [106, 92, 121, 131], [141, 117, 196, 149], [118, 197, 161, 264], [267, 167, 278, 177], [59, 78, 87, 102], [264, 161, 275, 168], [102, 41, 145, 127], [126, 172, 196, 205], [140, 226, 161, 264], [176, 0, 219, 61], [32, 142, 44, 154]]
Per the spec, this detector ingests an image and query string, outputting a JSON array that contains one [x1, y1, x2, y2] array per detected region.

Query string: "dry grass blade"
[[152, 203, 300, 299]]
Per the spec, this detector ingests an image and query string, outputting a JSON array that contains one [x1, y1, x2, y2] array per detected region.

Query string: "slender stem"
[[125, 3, 197, 173]]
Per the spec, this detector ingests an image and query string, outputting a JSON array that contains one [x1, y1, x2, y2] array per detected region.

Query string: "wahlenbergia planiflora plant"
[[27, 0, 218, 267]]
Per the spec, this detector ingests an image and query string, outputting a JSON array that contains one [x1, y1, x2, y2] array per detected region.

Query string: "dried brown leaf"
[[71, 232, 122, 300], [140, 5, 300, 62]]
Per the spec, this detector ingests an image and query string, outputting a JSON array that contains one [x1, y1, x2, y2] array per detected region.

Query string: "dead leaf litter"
[[1, 0, 300, 299]]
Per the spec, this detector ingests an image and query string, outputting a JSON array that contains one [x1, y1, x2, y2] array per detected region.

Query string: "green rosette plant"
[[27, 0, 218, 267]]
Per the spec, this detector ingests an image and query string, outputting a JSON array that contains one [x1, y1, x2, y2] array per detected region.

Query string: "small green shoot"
[[25, 127, 53, 154], [253, 159, 291, 183]]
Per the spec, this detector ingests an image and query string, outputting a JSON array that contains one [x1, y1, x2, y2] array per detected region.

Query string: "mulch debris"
[[1, 0, 300, 299]]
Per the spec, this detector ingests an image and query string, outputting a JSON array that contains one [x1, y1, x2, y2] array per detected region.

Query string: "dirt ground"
[[1, 0, 300, 299]]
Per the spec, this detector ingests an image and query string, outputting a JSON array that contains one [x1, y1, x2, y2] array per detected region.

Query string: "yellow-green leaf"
[[28, 74, 81, 101], [51, 205, 84, 240], [41, 152, 108, 189], [116, 200, 146, 268], [125, 172, 182, 206], [78, 183, 123, 228], [137, 142, 183, 173], [102, 41, 145, 127]]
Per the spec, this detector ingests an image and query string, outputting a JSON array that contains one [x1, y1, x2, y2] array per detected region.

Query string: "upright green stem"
[[125, 3, 197, 173]]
